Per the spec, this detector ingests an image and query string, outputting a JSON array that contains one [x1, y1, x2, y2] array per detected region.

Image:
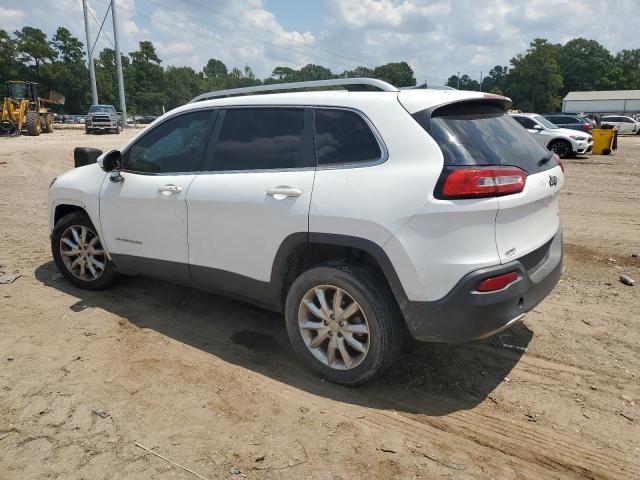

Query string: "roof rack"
[[188, 78, 398, 103]]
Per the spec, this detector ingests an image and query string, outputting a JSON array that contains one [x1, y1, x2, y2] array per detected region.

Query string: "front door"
[[187, 107, 315, 306], [99, 109, 215, 282]]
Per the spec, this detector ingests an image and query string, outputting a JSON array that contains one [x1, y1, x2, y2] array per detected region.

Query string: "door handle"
[[158, 184, 183, 194], [266, 187, 303, 199]]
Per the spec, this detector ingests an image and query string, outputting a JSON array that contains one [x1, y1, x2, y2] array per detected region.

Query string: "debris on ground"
[[92, 409, 111, 419], [0, 273, 21, 284], [619, 274, 635, 286], [619, 412, 634, 422], [499, 343, 528, 353], [135, 442, 212, 480], [525, 413, 541, 423]]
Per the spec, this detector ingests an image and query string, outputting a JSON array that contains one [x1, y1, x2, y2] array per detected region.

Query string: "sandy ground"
[[0, 128, 639, 480]]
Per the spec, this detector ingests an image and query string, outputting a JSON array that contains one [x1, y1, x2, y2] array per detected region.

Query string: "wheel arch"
[[54, 203, 87, 227], [272, 233, 409, 314]]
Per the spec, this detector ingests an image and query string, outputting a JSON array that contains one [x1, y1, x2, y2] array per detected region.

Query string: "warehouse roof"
[[564, 90, 640, 101]]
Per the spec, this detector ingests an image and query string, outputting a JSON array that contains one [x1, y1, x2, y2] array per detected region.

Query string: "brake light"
[[476, 271, 519, 292], [584, 123, 592, 130], [552, 153, 564, 172], [441, 167, 526, 199]]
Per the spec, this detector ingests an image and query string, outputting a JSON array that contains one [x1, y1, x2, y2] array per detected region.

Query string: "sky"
[[1, 0, 639, 85]]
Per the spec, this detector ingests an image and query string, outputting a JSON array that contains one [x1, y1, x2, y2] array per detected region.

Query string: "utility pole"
[[457, 71, 460, 90], [82, 0, 98, 105], [479, 71, 483, 91], [111, 0, 128, 127]]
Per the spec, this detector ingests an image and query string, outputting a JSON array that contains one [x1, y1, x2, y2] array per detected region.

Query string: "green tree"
[[271, 66, 297, 81], [13, 26, 55, 80], [129, 41, 165, 114], [50, 27, 84, 64], [506, 38, 563, 112], [445, 74, 479, 90], [482, 66, 509, 93], [164, 66, 204, 109], [0, 29, 25, 81], [373, 62, 416, 87], [615, 49, 640, 89], [340, 66, 374, 78], [558, 38, 613, 94], [298, 64, 333, 81], [202, 58, 228, 89]]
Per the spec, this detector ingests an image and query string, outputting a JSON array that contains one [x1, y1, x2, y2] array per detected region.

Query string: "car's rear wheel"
[[549, 139, 572, 158], [285, 263, 403, 385], [51, 211, 117, 290]]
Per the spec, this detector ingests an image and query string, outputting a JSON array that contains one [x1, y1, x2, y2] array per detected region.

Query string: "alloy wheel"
[[59, 225, 106, 281], [298, 285, 371, 370]]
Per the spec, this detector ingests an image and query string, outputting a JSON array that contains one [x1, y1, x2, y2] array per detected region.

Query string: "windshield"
[[8, 83, 28, 100], [89, 105, 115, 113], [533, 115, 559, 129]]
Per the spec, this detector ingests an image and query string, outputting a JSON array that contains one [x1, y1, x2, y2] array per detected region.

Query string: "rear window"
[[314, 109, 382, 165], [415, 102, 552, 174]]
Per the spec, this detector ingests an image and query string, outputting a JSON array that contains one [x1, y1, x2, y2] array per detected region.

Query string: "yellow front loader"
[[0, 81, 65, 136]]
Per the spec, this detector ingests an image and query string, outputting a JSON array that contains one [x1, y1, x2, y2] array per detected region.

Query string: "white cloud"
[[1, 0, 639, 85]]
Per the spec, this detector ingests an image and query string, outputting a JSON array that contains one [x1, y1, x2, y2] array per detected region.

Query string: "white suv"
[[601, 115, 640, 134], [510, 113, 592, 158], [48, 79, 565, 385]]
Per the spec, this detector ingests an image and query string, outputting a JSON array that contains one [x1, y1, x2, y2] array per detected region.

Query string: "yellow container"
[[592, 128, 615, 155]]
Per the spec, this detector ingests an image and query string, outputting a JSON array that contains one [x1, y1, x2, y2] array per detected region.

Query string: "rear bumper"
[[402, 227, 563, 343]]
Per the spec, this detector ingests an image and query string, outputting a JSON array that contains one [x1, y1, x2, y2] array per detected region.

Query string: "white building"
[[562, 90, 640, 114]]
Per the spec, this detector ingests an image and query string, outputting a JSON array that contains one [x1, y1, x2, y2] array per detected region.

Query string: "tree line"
[[1, 26, 639, 115], [447, 38, 640, 112]]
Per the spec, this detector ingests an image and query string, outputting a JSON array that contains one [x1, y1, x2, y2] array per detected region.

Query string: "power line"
[[136, 0, 370, 71]]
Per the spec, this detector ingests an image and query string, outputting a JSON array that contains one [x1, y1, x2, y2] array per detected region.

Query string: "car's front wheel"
[[51, 211, 118, 290], [549, 139, 572, 158], [285, 263, 403, 385]]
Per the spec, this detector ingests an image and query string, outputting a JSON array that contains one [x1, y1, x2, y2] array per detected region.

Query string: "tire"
[[25, 111, 41, 136], [85, 129, 92, 135], [51, 211, 118, 290], [285, 262, 404, 385], [548, 139, 572, 159], [41, 114, 53, 133]]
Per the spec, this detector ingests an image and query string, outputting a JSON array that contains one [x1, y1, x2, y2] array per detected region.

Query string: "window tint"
[[315, 109, 382, 165], [513, 116, 537, 129], [560, 116, 579, 123], [421, 103, 552, 174], [211, 108, 306, 171], [125, 110, 211, 173]]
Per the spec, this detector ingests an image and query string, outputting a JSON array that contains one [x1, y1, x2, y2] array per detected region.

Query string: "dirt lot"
[[1, 129, 639, 480]]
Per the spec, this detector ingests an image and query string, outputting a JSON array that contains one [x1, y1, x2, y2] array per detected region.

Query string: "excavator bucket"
[[48, 90, 65, 105]]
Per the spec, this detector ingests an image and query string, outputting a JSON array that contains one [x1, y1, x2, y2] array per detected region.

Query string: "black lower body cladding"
[[403, 228, 563, 343]]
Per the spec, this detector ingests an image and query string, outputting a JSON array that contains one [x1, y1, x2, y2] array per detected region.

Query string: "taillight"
[[440, 166, 527, 199], [476, 271, 519, 292], [552, 153, 564, 172], [584, 123, 592, 130]]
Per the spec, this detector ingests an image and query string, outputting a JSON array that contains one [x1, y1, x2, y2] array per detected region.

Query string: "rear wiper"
[[538, 155, 553, 167]]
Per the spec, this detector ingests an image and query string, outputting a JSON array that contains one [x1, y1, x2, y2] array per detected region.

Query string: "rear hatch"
[[411, 99, 564, 264]]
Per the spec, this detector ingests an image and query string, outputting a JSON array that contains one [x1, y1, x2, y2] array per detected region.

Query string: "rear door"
[[429, 103, 564, 264], [186, 107, 315, 304]]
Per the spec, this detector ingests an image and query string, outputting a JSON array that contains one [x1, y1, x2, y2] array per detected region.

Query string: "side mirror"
[[98, 150, 122, 172], [533, 124, 543, 130]]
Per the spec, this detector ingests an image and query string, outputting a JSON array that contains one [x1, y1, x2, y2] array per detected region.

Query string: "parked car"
[[85, 105, 121, 134], [542, 113, 594, 134], [601, 115, 640, 134], [48, 79, 565, 385], [510, 113, 592, 158]]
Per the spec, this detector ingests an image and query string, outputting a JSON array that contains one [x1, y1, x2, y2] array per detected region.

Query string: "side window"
[[211, 108, 307, 171], [125, 110, 211, 173], [514, 116, 536, 129], [314, 109, 382, 165], [563, 116, 579, 124]]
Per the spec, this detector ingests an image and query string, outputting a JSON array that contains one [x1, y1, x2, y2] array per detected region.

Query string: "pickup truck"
[[85, 105, 121, 134]]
